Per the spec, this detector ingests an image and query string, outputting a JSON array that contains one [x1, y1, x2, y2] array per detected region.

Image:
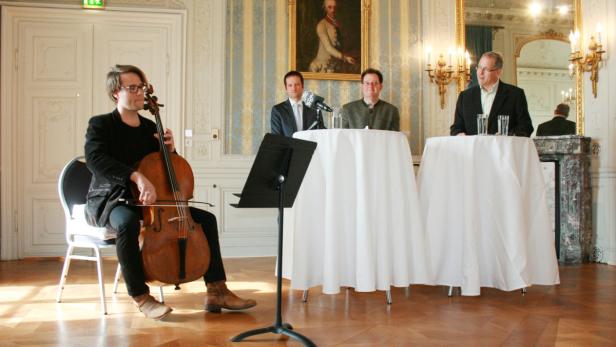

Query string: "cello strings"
[[155, 112, 189, 240], [174, 190, 188, 239]]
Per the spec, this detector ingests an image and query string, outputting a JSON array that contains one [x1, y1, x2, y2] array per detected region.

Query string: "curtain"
[[465, 25, 493, 89]]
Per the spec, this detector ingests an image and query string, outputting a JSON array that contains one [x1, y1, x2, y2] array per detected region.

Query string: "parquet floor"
[[1, 257, 615, 346]]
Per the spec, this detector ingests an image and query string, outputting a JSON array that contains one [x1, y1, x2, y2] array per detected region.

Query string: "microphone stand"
[[307, 109, 324, 130]]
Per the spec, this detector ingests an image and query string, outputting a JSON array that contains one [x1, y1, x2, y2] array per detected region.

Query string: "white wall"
[[582, 0, 616, 264]]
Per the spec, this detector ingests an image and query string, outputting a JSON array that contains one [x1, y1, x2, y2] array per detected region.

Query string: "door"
[[1, 6, 184, 258]]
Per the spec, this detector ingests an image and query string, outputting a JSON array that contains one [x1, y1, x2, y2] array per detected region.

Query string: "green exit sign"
[[82, 0, 105, 9]]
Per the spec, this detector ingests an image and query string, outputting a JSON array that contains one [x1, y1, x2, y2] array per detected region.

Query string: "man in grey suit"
[[271, 70, 323, 137], [536, 103, 576, 136], [450, 51, 534, 136], [342, 68, 400, 131]]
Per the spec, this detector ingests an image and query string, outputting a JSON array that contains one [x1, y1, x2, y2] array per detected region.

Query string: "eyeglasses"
[[476, 66, 500, 72], [119, 84, 147, 94], [362, 82, 381, 86]]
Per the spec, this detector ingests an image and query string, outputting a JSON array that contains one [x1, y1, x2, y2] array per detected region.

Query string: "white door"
[[1, 6, 184, 259]]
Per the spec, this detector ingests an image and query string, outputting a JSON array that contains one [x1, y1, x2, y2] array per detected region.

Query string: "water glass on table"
[[498, 115, 509, 135], [331, 108, 343, 129], [476, 114, 488, 135]]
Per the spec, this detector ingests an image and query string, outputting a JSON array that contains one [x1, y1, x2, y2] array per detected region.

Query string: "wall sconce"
[[568, 25, 605, 98], [561, 88, 576, 104], [425, 46, 471, 109]]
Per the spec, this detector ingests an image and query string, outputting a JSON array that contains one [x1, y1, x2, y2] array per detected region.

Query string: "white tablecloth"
[[282, 129, 431, 294], [417, 136, 560, 295]]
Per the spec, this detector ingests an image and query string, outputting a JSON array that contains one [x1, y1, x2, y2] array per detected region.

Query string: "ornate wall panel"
[[30, 198, 64, 247], [33, 37, 77, 81], [32, 97, 77, 182]]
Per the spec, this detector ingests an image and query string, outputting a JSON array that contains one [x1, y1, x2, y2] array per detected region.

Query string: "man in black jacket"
[[270, 70, 324, 137], [450, 51, 534, 136], [536, 103, 576, 136], [85, 65, 256, 320]]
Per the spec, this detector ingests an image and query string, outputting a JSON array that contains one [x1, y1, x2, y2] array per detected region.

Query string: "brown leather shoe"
[[133, 293, 172, 320], [205, 281, 257, 313]]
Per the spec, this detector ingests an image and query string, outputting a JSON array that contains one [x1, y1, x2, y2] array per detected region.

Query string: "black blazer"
[[450, 81, 534, 137], [270, 100, 323, 137], [536, 117, 576, 136], [84, 110, 158, 226]]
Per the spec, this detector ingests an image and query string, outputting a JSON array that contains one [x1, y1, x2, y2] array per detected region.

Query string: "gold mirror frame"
[[512, 30, 569, 86], [456, 0, 585, 135]]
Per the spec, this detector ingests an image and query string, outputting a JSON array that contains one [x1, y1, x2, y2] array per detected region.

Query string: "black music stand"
[[230, 133, 317, 347]]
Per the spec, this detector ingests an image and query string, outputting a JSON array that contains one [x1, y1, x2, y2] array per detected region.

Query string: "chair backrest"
[[58, 156, 92, 218]]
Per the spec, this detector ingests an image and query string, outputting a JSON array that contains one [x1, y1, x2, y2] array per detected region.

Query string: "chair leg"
[[93, 247, 108, 315], [448, 286, 455, 297], [302, 289, 309, 302], [158, 286, 165, 303], [385, 289, 392, 305], [113, 263, 122, 294], [56, 245, 74, 303]]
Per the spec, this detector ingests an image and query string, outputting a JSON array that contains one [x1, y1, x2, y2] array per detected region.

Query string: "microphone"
[[302, 91, 333, 112]]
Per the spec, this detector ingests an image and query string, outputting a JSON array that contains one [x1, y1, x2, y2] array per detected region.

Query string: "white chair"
[[56, 156, 165, 315], [56, 156, 117, 314]]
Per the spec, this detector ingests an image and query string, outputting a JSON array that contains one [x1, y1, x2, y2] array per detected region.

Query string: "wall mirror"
[[458, 0, 583, 135]]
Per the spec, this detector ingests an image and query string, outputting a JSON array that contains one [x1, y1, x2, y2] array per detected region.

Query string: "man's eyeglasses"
[[119, 84, 148, 94], [476, 66, 499, 73], [362, 82, 381, 86]]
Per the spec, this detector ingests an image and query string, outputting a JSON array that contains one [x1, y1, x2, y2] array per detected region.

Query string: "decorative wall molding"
[[465, 7, 572, 27]]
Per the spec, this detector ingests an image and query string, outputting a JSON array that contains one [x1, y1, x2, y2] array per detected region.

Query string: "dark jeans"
[[109, 205, 226, 297]]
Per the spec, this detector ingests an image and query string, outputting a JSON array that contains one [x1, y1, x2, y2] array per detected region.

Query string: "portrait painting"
[[289, 0, 369, 81]]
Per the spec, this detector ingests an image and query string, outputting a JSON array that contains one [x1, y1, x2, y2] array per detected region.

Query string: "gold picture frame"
[[289, 0, 370, 81]]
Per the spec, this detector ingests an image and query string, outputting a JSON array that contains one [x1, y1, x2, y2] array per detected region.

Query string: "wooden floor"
[[1, 257, 615, 346]]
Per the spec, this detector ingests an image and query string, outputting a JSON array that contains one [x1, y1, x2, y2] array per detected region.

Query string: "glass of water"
[[476, 114, 488, 135], [498, 115, 509, 135], [332, 107, 343, 129]]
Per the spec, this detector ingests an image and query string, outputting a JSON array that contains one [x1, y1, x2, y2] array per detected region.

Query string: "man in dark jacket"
[[536, 103, 576, 136], [450, 51, 534, 137], [270, 70, 324, 137]]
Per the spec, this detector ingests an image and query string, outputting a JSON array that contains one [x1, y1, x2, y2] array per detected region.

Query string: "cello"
[[134, 84, 211, 285]]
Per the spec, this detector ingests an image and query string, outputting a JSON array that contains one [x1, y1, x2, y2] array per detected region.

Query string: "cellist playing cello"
[[84, 64, 256, 320]]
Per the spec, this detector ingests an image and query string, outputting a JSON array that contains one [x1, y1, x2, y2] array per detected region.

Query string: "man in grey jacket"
[[342, 68, 400, 131]]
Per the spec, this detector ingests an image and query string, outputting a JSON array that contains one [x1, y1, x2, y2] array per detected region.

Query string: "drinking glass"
[[476, 114, 488, 135], [498, 115, 510, 136]]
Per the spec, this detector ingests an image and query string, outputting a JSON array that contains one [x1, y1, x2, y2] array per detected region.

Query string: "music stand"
[[230, 133, 317, 347]]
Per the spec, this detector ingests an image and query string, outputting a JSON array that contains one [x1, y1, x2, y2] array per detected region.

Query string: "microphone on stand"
[[302, 91, 333, 112]]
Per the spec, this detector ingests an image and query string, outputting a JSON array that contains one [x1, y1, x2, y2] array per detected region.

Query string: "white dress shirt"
[[290, 99, 303, 131], [480, 80, 499, 116]]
